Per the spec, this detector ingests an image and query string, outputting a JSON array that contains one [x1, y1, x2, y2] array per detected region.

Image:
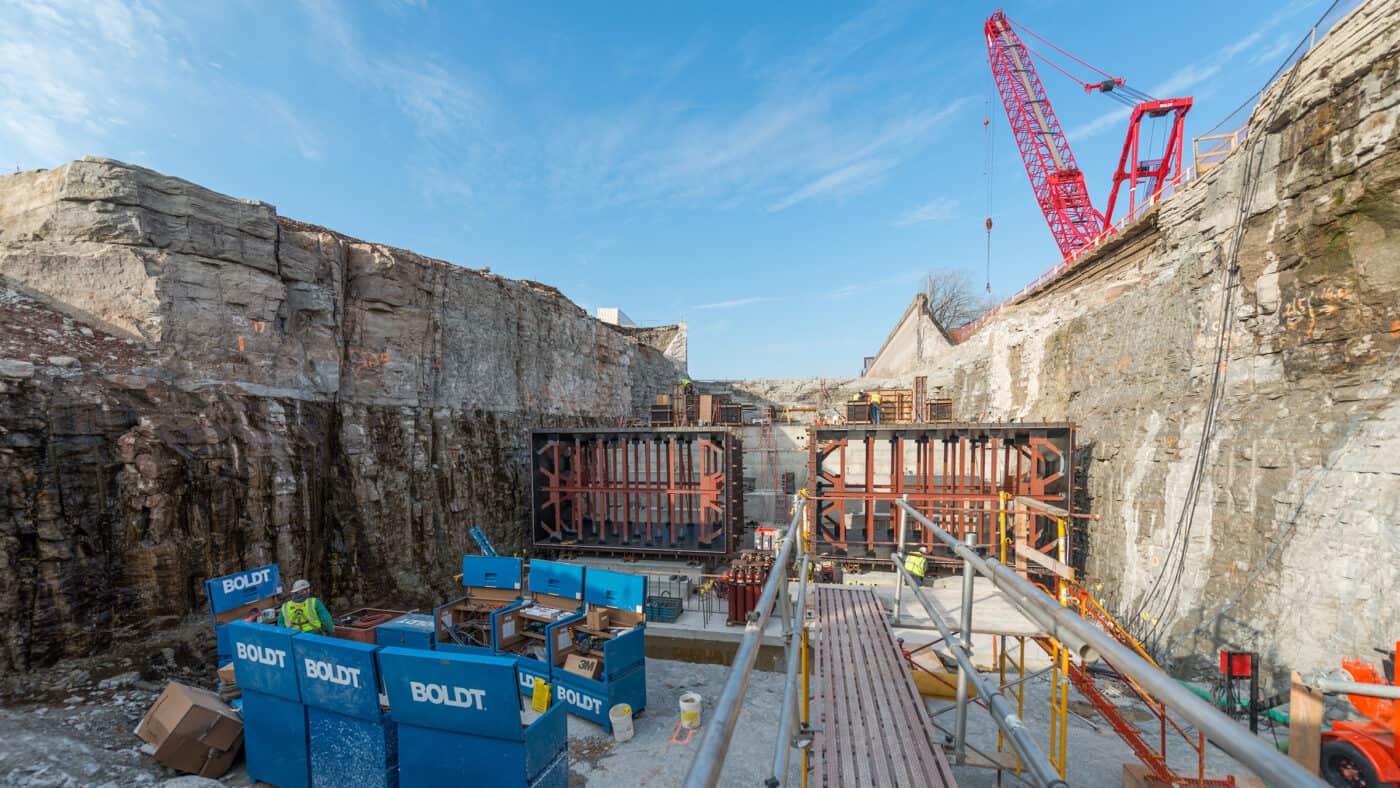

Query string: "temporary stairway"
[[1043, 582, 1238, 787]]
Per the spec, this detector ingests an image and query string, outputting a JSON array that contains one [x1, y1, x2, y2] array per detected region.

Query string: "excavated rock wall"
[[0, 160, 680, 671], [732, 1, 1400, 674]]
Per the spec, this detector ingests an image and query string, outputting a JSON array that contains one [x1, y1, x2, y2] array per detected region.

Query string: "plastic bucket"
[[610, 703, 634, 743], [679, 692, 702, 729]]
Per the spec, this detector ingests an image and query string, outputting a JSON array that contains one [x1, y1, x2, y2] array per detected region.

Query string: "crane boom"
[[985, 10, 1106, 261]]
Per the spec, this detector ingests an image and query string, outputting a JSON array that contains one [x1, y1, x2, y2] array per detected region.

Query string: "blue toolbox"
[[379, 647, 568, 788], [294, 634, 397, 788], [494, 560, 586, 697], [375, 613, 436, 651], [549, 568, 648, 731], [206, 565, 281, 665], [433, 556, 525, 655], [228, 621, 310, 788]]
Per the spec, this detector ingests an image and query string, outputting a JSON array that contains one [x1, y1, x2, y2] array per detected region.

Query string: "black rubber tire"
[[1320, 740, 1387, 788]]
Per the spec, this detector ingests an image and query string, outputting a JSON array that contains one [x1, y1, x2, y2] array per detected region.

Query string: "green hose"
[[1176, 679, 1292, 726]]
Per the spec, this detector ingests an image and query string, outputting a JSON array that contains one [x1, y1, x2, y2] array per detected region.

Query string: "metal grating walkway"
[[811, 586, 956, 787]]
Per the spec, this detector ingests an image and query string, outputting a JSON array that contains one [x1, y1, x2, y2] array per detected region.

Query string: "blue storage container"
[[378, 647, 567, 788], [495, 560, 585, 697], [548, 568, 648, 731], [375, 614, 436, 651], [433, 556, 525, 655], [293, 634, 397, 788], [206, 565, 281, 665], [228, 621, 309, 788]]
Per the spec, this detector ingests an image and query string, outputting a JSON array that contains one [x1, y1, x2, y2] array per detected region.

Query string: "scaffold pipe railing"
[[892, 498, 1327, 787], [892, 551, 1068, 788], [683, 495, 805, 788]]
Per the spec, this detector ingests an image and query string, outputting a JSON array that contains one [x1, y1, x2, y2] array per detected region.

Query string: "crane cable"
[[1007, 13, 1156, 104], [984, 102, 994, 293]]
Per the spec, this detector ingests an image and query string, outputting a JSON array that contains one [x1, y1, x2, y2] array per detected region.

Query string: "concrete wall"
[[863, 293, 953, 378], [0, 159, 682, 671]]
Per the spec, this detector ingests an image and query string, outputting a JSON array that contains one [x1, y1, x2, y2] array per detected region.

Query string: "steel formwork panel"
[[807, 423, 1075, 562], [530, 428, 743, 558]]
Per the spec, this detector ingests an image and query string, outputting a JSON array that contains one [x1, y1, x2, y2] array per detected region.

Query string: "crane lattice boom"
[[984, 10, 1105, 261]]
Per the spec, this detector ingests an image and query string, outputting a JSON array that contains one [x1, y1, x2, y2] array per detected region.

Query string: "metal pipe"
[[893, 494, 909, 623], [892, 554, 1067, 788], [685, 497, 805, 788], [1311, 677, 1400, 700], [893, 499, 1328, 788], [953, 532, 975, 764], [769, 556, 810, 787]]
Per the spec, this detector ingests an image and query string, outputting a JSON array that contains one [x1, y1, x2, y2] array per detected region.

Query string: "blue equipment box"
[[206, 565, 281, 665], [228, 621, 309, 788], [376, 614, 436, 651], [378, 647, 568, 788], [548, 568, 648, 731], [294, 634, 397, 788], [494, 560, 585, 697], [434, 556, 525, 655]]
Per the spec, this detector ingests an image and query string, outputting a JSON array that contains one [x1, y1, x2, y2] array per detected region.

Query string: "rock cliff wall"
[[0, 160, 680, 671]]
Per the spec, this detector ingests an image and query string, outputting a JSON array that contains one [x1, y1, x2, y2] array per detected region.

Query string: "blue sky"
[[2, 0, 1333, 378]]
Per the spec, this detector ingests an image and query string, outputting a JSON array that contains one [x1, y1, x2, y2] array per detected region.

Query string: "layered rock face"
[[0, 161, 680, 671], [731, 1, 1400, 674]]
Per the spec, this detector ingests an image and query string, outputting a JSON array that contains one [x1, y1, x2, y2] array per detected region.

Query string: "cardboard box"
[[136, 682, 243, 778], [585, 609, 611, 632], [217, 662, 237, 686], [564, 653, 602, 680]]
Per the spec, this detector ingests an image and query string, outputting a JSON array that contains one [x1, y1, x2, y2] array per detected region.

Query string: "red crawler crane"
[[984, 10, 1192, 263]]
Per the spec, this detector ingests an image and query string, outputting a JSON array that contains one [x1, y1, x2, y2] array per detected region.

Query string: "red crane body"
[[984, 9, 1192, 263]]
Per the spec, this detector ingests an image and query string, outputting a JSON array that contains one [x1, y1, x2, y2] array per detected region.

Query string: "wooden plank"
[[1287, 671, 1323, 775], [1013, 495, 1069, 518], [811, 587, 955, 787], [846, 590, 907, 787], [1017, 544, 1077, 581]]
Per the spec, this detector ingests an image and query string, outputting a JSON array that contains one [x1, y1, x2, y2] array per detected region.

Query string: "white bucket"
[[609, 703, 634, 743], [679, 692, 703, 729]]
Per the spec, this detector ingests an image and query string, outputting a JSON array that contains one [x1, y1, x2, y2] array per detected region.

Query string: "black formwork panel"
[[531, 428, 744, 558], [807, 422, 1075, 562]]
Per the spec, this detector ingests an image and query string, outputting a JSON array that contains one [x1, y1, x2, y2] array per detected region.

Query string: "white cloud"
[[692, 296, 771, 311], [769, 158, 894, 212], [0, 0, 169, 166], [895, 196, 959, 226], [539, 7, 970, 213]]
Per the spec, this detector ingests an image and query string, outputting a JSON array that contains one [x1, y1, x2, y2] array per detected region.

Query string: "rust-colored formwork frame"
[[807, 423, 1075, 561], [530, 427, 744, 558]]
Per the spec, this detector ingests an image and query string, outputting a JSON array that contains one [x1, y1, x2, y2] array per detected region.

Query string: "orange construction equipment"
[[1320, 641, 1400, 787]]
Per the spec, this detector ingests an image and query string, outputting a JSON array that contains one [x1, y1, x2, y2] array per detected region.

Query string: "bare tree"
[[923, 269, 992, 329]]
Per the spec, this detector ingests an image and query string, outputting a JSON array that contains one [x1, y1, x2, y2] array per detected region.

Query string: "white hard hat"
[[292, 579, 311, 593], [918, 547, 929, 554]]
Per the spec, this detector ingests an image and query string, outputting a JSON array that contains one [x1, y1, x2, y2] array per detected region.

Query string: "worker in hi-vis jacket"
[[278, 579, 335, 635]]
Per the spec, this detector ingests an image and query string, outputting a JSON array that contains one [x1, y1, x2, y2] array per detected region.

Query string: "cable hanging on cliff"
[[1129, 20, 1317, 657]]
